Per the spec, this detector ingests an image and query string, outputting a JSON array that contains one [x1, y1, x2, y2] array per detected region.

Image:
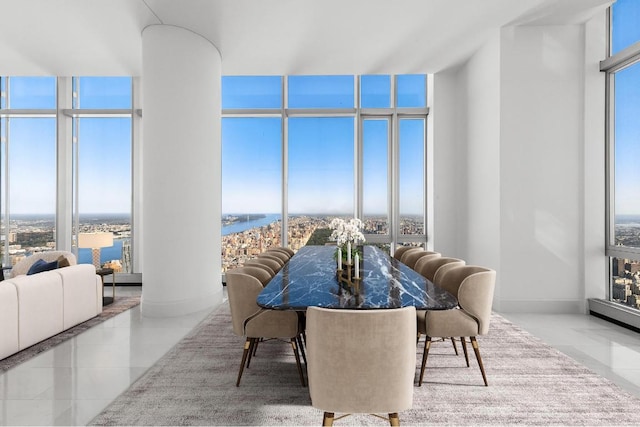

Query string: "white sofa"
[[0, 251, 102, 360]]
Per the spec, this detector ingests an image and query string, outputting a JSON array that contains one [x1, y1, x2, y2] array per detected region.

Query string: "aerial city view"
[[1, 214, 131, 273], [4, 211, 639, 311], [611, 216, 640, 310]]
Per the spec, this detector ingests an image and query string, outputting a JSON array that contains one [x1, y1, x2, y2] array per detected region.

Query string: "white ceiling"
[[0, 0, 612, 76]]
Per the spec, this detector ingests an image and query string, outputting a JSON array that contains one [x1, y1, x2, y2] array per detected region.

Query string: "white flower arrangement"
[[329, 217, 366, 246]]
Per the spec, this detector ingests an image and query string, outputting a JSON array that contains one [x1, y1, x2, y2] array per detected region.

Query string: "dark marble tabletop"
[[256, 245, 458, 310]]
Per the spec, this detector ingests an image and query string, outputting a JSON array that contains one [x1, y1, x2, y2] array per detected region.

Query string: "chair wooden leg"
[[291, 338, 306, 387], [460, 336, 470, 367], [470, 336, 488, 386], [450, 337, 458, 355], [252, 338, 261, 357], [389, 412, 400, 426], [322, 412, 335, 426], [297, 335, 307, 366], [246, 338, 256, 368], [416, 332, 421, 344], [236, 338, 252, 387], [418, 336, 432, 386]]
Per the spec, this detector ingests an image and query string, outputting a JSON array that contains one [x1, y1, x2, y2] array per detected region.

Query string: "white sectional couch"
[[0, 252, 102, 361]]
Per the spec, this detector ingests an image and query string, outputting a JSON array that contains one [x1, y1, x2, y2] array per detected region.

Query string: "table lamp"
[[78, 232, 114, 269]]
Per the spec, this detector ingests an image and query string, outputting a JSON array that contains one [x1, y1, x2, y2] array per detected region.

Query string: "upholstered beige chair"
[[232, 265, 272, 286], [242, 260, 276, 278], [392, 245, 415, 261], [416, 256, 466, 355], [415, 256, 465, 282], [267, 246, 293, 260], [262, 249, 289, 264], [245, 258, 280, 275], [226, 269, 305, 387], [306, 306, 416, 426], [403, 250, 440, 270], [257, 252, 285, 268], [412, 252, 441, 275], [418, 265, 496, 387], [399, 247, 424, 264]]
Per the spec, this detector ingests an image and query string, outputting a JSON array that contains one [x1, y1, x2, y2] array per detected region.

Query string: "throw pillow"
[[27, 259, 59, 275], [57, 255, 71, 268]]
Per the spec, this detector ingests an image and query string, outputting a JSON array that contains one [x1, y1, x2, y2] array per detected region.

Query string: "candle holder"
[[337, 260, 361, 294]]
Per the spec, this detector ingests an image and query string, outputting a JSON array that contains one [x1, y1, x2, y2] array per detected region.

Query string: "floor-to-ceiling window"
[[71, 77, 133, 273], [0, 77, 57, 267], [221, 74, 428, 273], [0, 76, 135, 276], [604, 0, 640, 311]]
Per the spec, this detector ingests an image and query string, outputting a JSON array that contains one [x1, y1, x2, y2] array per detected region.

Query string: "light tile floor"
[[1, 287, 639, 426]]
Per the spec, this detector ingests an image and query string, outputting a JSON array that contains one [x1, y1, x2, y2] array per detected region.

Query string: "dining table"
[[256, 245, 458, 310]]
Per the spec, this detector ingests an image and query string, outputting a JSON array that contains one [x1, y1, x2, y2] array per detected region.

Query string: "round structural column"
[[140, 24, 222, 316]]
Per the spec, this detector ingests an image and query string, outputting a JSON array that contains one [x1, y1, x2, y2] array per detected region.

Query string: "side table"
[[96, 267, 116, 306]]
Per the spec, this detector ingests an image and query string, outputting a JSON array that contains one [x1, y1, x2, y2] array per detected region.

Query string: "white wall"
[[432, 12, 606, 314]]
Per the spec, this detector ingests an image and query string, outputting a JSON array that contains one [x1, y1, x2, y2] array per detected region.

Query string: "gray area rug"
[[90, 303, 640, 426], [0, 296, 141, 372]]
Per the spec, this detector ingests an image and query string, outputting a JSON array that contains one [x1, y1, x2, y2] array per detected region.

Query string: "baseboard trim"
[[588, 298, 640, 333]]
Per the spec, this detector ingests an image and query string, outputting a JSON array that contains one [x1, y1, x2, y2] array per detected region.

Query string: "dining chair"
[[242, 259, 276, 278], [392, 245, 415, 261], [417, 265, 496, 387], [415, 256, 465, 283], [403, 250, 440, 270], [399, 247, 424, 264], [232, 265, 272, 286], [245, 257, 281, 275], [415, 256, 466, 355], [262, 249, 290, 264], [257, 252, 286, 268], [226, 269, 306, 387], [412, 252, 442, 275], [306, 306, 416, 426], [267, 246, 294, 258]]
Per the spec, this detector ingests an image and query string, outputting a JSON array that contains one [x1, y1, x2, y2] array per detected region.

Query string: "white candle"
[[337, 247, 342, 269], [354, 253, 360, 278], [347, 241, 351, 264]]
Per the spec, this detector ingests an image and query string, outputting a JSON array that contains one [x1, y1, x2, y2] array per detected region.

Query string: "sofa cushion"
[[11, 251, 77, 277], [0, 281, 19, 360], [55, 264, 102, 329], [57, 255, 71, 268], [27, 259, 59, 275], [7, 271, 64, 350]]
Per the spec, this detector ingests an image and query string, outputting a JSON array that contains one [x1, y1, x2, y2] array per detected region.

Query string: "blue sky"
[[2, 76, 131, 215], [613, 0, 640, 216], [222, 74, 427, 216]]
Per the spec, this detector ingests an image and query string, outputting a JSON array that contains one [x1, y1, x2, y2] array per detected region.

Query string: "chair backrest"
[[231, 266, 272, 286], [416, 256, 465, 282], [393, 245, 415, 261], [225, 271, 264, 336], [439, 265, 496, 335], [399, 247, 423, 264], [257, 253, 285, 267], [242, 260, 276, 278], [306, 306, 416, 414], [275, 247, 295, 257], [246, 257, 281, 274], [267, 247, 293, 259], [10, 250, 77, 277], [263, 250, 289, 263], [412, 252, 441, 274], [404, 250, 439, 270]]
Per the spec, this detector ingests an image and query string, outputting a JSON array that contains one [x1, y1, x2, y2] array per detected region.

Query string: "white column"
[[140, 24, 222, 317]]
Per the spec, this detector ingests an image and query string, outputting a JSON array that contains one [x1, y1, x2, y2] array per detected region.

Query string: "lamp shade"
[[78, 232, 114, 249]]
